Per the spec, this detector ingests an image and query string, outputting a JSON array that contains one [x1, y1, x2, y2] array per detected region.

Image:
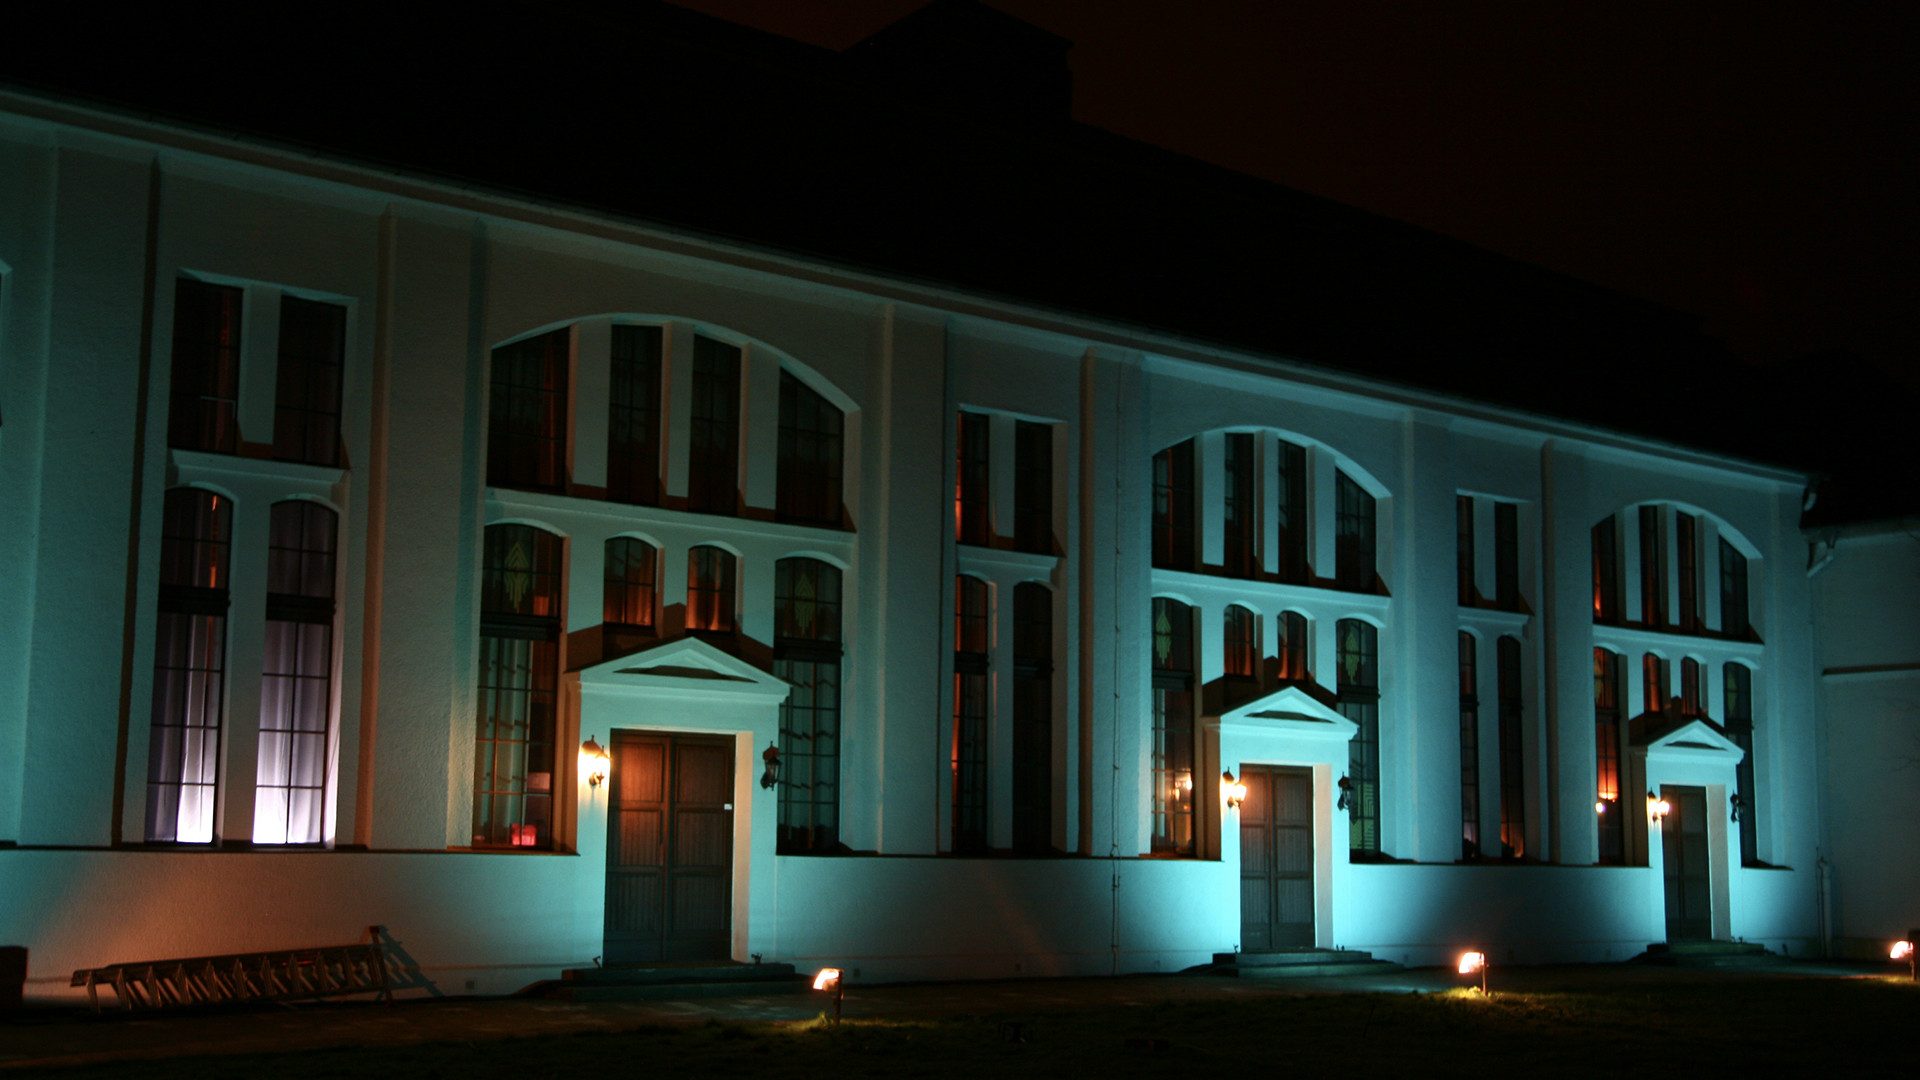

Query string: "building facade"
[[0, 51, 1897, 999]]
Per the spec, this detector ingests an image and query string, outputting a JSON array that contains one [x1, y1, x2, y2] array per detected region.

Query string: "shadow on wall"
[[375, 926, 443, 998]]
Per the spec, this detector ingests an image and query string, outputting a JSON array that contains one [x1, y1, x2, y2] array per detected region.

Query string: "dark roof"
[[8, 1, 1916, 521]]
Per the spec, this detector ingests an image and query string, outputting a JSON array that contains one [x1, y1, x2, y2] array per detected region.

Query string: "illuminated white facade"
[[0, 83, 1899, 1003]]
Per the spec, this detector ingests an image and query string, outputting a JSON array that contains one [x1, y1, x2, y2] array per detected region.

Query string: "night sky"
[[669, 1, 1918, 388]]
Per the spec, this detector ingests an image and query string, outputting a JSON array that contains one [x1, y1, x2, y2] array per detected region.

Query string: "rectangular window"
[[1592, 515, 1620, 622], [953, 577, 991, 852], [1013, 420, 1053, 554], [778, 370, 844, 526], [1720, 539, 1750, 639], [1496, 636, 1525, 859], [1595, 649, 1624, 864], [488, 329, 568, 492], [1275, 441, 1308, 584], [169, 279, 243, 454], [1726, 663, 1757, 865], [1639, 506, 1666, 628], [1677, 513, 1699, 631], [474, 525, 562, 849], [272, 296, 346, 467], [688, 336, 741, 515], [1643, 653, 1666, 714], [1459, 632, 1480, 860], [1011, 583, 1052, 853], [1680, 657, 1703, 717], [1152, 440, 1195, 571], [1457, 496, 1476, 606], [607, 325, 662, 505], [1223, 432, 1257, 576], [776, 559, 843, 854], [254, 501, 338, 845], [1338, 619, 1380, 855], [1494, 502, 1520, 611], [955, 411, 991, 545], [1335, 472, 1376, 592], [1151, 597, 1195, 856]]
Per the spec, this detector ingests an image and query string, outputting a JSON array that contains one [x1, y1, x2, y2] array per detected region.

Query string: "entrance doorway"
[[1240, 765, 1314, 950], [604, 732, 734, 963], [1661, 785, 1711, 942]]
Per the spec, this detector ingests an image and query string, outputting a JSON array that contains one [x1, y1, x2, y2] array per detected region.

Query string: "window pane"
[[688, 337, 740, 515], [955, 411, 991, 545], [169, 279, 242, 454], [778, 370, 844, 526], [487, 329, 568, 491], [273, 296, 346, 467], [608, 325, 663, 505]]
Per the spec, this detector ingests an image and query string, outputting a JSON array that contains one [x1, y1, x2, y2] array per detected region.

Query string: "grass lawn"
[[26, 974, 1919, 1078]]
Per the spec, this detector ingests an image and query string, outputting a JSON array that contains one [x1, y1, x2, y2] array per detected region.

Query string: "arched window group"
[[147, 489, 341, 846]]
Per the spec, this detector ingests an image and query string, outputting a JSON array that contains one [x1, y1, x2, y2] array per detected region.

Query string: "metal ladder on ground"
[[70, 925, 393, 1011]]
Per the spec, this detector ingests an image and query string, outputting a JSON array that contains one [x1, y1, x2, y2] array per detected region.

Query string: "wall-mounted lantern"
[[1595, 799, 1609, 815], [1646, 792, 1670, 822], [1337, 774, 1354, 814], [580, 736, 610, 791], [760, 742, 781, 790], [1222, 771, 1247, 810], [1729, 794, 1743, 823]]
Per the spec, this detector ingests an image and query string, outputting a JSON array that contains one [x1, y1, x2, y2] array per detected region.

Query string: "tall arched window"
[[254, 500, 338, 845], [1012, 582, 1053, 853], [1277, 611, 1308, 682], [952, 576, 991, 852], [603, 538, 658, 632], [1151, 597, 1195, 856], [1595, 648, 1625, 864], [776, 558, 843, 854], [1458, 632, 1480, 860], [1496, 635, 1525, 859], [1726, 663, 1757, 864], [1223, 604, 1257, 680], [475, 524, 562, 848], [147, 488, 233, 843], [687, 545, 737, 633], [1338, 619, 1380, 855]]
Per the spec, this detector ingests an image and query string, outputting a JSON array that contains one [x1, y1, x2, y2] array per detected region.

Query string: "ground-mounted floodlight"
[[579, 736, 610, 792], [1893, 935, 1917, 981], [1222, 771, 1247, 810], [812, 966, 845, 1021], [1458, 950, 1489, 995], [1646, 792, 1670, 822]]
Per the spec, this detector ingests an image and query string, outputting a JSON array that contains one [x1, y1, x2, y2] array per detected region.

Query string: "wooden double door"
[[604, 732, 734, 964], [1661, 785, 1712, 942], [1240, 766, 1315, 950]]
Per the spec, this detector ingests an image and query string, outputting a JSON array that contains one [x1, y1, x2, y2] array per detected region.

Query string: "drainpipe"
[[1817, 849, 1833, 958]]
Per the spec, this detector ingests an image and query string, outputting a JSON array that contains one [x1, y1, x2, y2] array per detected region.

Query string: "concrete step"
[[527, 961, 810, 1002], [1222, 959, 1405, 979], [1211, 949, 1404, 978], [1639, 941, 1787, 968], [559, 961, 798, 985], [539, 977, 810, 1003]]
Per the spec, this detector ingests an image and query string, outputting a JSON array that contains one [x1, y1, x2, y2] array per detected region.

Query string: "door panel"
[[1240, 766, 1314, 950], [1661, 785, 1711, 942], [605, 733, 734, 963]]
